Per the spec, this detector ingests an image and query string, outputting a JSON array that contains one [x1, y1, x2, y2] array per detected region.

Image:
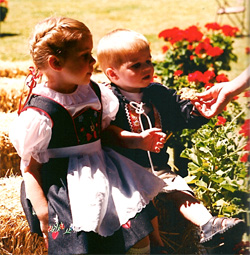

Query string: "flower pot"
[[0, 6, 8, 22]]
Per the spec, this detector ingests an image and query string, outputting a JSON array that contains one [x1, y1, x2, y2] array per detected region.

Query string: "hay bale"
[[0, 88, 23, 113], [0, 77, 27, 113], [0, 112, 21, 177], [0, 61, 32, 78], [0, 176, 47, 254]]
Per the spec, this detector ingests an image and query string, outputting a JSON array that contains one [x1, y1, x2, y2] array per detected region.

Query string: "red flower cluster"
[[158, 25, 203, 44], [194, 38, 223, 57], [245, 47, 250, 54], [215, 73, 229, 83], [188, 70, 216, 84], [243, 90, 250, 97], [174, 70, 183, 77], [205, 22, 221, 31], [221, 24, 239, 37], [244, 140, 250, 151], [205, 22, 239, 37], [215, 116, 227, 126], [240, 153, 249, 162], [162, 45, 169, 53], [241, 134, 250, 163], [239, 119, 250, 137]]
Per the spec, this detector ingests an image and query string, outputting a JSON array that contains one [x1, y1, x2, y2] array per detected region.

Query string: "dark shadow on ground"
[[0, 33, 19, 38]]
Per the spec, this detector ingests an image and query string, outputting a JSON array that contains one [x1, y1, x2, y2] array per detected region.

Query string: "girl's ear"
[[106, 67, 119, 82], [48, 55, 63, 71]]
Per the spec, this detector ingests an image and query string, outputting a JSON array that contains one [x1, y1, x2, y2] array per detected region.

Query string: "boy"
[[97, 28, 246, 250]]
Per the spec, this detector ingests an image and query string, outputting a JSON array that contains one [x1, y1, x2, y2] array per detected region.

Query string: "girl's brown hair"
[[29, 17, 91, 70]]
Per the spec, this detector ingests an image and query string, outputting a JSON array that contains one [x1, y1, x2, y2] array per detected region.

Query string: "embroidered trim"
[[48, 215, 74, 240]]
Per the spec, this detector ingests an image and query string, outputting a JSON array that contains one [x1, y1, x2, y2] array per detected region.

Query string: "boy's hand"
[[139, 128, 167, 153]]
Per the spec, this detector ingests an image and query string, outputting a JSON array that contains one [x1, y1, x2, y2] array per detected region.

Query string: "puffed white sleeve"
[[9, 109, 52, 171], [98, 83, 119, 129]]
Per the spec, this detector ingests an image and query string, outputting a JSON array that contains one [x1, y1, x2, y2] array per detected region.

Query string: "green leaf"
[[184, 175, 197, 184], [221, 184, 237, 192], [196, 180, 207, 188]]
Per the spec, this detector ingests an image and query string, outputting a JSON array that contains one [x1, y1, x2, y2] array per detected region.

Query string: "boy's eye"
[[132, 63, 141, 69], [146, 60, 152, 65]]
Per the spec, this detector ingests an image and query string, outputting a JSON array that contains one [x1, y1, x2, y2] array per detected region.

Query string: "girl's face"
[[59, 36, 96, 92], [113, 48, 154, 93]]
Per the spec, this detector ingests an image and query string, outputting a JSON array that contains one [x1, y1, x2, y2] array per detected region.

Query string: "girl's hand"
[[138, 128, 167, 153], [40, 218, 49, 248]]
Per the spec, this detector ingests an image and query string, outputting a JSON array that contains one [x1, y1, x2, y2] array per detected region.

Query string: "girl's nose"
[[90, 56, 96, 65]]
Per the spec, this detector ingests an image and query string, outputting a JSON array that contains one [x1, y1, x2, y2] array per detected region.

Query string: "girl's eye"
[[146, 60, 152, 65], [83, 53, 89, 59], [82, 52, 92, 59]]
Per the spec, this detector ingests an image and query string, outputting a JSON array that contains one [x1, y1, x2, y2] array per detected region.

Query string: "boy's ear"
[[48, 55, 63, 71], [106, 67, 119, 82]]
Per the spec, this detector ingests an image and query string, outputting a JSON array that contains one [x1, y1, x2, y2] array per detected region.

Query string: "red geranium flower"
[[174, 70, 183, 76], [188, 71, 204, 83], [239, 119, 250, 137], [221, 24, 239, 37], [244, 140, 250, 151], [207, 46, 224, 57], [195, 41, 211, 56], [245, 47, 250, 54], [204, 83, 214, 89], [190, 55, 195, 60], [215, 116, 227, 126], [0, 0, 8, 5], [243, 91, 250, 97], [184, 25, 203, 43], [240, 153, 249, 162], [203, 70, 216, 83], [216, 74, 229, 83], [205, 22, 221, 31], [158, 27, 185, 44], [162, 45, 169, 53]]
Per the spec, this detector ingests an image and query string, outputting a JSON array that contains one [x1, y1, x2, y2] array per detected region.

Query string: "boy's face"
[[112, 48, 154, 93]]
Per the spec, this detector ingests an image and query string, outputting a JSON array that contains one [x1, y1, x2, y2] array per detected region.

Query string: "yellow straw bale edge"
[[0, 176, 47, 254]]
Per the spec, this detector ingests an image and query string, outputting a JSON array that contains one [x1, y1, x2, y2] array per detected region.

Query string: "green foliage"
[[181, 114, 249, 217]]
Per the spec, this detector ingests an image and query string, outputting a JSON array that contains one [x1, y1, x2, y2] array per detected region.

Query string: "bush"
[[154, 23, 249, 217]]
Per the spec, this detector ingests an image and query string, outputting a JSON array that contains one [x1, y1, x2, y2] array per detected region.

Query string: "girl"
[[9, 17, 165, 255]]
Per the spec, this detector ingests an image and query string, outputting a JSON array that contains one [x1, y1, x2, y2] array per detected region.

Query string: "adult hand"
[[194, 83, 230, 118]]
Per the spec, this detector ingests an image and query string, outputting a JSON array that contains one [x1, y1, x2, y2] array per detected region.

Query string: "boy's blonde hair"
[[29, 16, 91, 70], [97, 29, 150, 73]]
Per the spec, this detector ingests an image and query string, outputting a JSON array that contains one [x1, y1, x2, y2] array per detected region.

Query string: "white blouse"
[[9, 82, 119, 171]]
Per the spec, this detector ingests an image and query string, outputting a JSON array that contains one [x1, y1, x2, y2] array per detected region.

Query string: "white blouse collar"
[[33, 82, 91, 106]]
